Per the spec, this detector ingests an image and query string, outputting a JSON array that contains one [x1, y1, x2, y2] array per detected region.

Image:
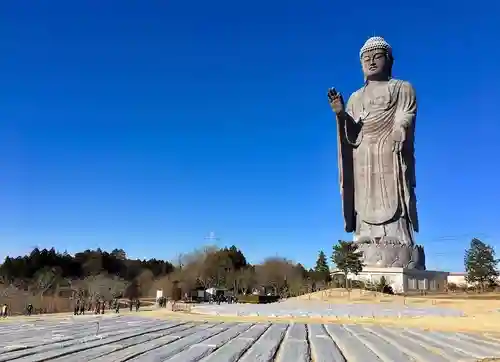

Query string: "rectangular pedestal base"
[[333, 267, 449, 294]]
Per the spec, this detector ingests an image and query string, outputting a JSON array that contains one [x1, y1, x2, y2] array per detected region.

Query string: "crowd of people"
[[155, 293, 238, 307], [73, 299, 141, 315], [157, 296, 168, 308], [0, 293, 239, 319], [0, 298, 144, 319]]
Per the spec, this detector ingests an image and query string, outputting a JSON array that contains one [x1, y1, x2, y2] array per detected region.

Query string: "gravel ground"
[[0, 314, 498, 361], [191, 300, 465, 318]]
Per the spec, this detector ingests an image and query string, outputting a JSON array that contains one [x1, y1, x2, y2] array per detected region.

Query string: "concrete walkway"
[[191, 300, 464, 318], [0, 314, 499, 361]]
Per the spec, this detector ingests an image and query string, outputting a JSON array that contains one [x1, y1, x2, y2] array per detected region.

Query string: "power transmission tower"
[[204, 231, 220, 243]]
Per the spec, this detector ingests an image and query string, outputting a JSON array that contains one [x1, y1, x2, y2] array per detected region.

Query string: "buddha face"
[[361, 49, 391, 80]]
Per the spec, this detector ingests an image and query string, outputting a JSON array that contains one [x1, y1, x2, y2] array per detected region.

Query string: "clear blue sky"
[[1, 1, 499, 271]]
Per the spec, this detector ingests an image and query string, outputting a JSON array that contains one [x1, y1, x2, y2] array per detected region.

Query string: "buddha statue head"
[[360, 36, 394, 82]]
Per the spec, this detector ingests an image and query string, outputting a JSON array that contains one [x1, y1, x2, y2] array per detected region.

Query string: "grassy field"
[[415, 293, 500, 300], [291, 288, 500, 312]]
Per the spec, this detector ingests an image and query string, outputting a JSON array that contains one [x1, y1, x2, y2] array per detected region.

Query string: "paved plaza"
[[191, 300, 465, 318], [0, 314, 498, 361]]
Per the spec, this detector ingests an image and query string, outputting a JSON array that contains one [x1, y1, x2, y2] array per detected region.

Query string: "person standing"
[[74, 300, 80, 315]]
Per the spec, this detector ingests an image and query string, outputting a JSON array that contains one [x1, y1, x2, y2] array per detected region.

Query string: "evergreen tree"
[[314, 251, 330, 273], [331, 240, 364, 290], [464, 238, 499, 291], [314, 250, 331, 284]]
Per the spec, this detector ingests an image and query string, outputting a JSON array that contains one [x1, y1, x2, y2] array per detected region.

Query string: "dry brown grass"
[[291, 288, 500, 313], [0, 294, 73, 315], [291, 288, 399, 302], [417, 292, 500, 300]]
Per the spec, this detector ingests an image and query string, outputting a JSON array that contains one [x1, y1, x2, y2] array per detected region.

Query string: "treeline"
[[162, 246, 333, 298], [0, 248, 174, 285], [0, 245, 335, 300], [1, 237, 497, 305]]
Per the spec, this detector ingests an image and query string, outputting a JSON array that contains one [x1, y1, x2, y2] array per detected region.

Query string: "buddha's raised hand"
[[327, 87, 345, 115]]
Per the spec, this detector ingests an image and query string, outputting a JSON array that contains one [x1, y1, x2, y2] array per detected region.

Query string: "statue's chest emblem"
[[369, 95, 389, 107], [361, 85, 392, 113]]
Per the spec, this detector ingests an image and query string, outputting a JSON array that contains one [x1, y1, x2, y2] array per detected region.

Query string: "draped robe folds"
[[336, 79, 419, 245]]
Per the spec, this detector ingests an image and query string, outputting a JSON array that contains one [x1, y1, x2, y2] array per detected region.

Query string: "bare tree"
[[200, 249, 235, 288], [174, 246, 221, 291], [255, 258, 302, 296], [134, 269, 155, 297], [81, 274, 127, 302], [240, 267, 257, 294], [33, 267, 59, 296]]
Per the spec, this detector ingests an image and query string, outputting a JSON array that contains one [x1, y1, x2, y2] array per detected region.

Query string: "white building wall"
[[332, 267, 449, 293]]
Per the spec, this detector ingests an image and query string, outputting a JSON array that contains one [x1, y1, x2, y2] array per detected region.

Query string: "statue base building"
[[332, 267, 449, 294], [340, 239, 448, 294], [333, 239, 448, 294]]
